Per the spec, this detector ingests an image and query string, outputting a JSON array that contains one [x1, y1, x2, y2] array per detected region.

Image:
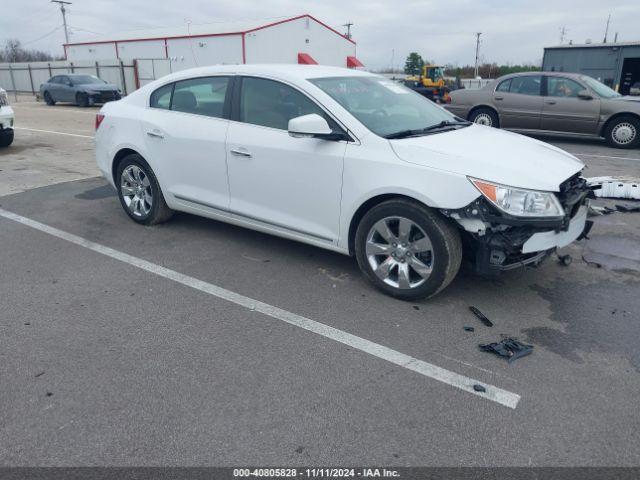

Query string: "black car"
[[40, 74, 121, 107]]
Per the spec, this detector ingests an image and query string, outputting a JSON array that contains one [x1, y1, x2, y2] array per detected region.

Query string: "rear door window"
[[171, 76, 229, 118], [150, 83, 173, 110], [509, 76, 542, 96], [496, 79, 511, 92]]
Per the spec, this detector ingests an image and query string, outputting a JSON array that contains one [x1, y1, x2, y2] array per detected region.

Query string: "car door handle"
[[146, 130, 164, 139], [494, 96, 504, 101], [230, 148, 252, 158], [545, 100, 557, 105]]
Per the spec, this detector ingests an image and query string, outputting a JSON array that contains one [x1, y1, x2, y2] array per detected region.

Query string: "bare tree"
[[0, 39, 60, 63]]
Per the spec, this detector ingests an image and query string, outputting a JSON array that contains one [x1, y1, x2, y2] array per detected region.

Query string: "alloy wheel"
[[120, 165, 153, 217], [365, 216, 434, 289]]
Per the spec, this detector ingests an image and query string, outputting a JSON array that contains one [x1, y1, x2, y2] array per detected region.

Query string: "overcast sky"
[[4, 0, 639, 69]]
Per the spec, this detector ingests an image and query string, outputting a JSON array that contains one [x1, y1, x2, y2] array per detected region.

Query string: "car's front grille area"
[[92, 91, 120, 103], [557, 172, 590, 228]]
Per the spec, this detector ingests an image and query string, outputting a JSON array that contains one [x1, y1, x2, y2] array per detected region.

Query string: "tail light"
[[95, 113, 105, 131]]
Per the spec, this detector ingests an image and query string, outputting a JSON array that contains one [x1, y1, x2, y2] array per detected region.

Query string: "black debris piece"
[[46, 392, 53, 397], [413, 306, 420, 310], [479, 338, 533, 363], [473, 384, 486, 392], [616, 204, 640, 213], [557, 254, 572, 266], [469, 306, 493, 327], [35, 371, 45, 378], [463, 326, 475, 332], [577, 220, 594, 241]]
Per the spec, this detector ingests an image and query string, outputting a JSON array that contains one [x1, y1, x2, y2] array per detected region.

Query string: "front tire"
[[469, 107, 499, 128], [355, 199, 462, 300], [605, 115, 640, 149], [76, 92, 89, 107], [116, 154, 173, 225], [44, 91, 55, 106]]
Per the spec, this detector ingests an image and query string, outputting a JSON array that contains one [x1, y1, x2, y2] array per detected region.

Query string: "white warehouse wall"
[[166, 35, 243, 70], [244, 17, 356, 67], [117, 39, 166, 59], [66, 42, 117, 62]]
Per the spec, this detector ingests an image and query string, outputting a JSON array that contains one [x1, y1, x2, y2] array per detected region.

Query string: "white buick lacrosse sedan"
[[95, 64, 590, 299]]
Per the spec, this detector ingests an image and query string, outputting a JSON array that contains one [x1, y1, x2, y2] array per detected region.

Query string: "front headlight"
[[0, 91, 8, 106], [470, 178, 564, 218]]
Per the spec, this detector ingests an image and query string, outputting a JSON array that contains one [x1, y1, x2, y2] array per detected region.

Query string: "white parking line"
[[0, 207, 521, 409], [574, 153, 640, 162], [14, 127, 94, 139]]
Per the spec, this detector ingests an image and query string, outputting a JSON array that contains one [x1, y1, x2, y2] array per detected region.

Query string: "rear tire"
[[116, 154, 173, 225], [44, 91, 55, 106], [469, 107, 499, 128], [605, 115, 640, 149], [76, 92, 89, 108], [355, 199, 462, 300], [0, 129, 14, 147]]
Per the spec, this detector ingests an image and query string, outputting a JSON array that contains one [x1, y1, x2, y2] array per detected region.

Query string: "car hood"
[[77, 83, 118, 91], [390, 124, 584, 191]]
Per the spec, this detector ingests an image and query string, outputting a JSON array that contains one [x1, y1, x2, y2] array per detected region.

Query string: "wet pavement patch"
[[74, 184, 116, 200], [524, 280, 640, 371], [582, 234, 640, 274]]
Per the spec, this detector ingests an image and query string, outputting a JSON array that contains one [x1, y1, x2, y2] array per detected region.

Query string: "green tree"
[[404, 52, 425, 75]]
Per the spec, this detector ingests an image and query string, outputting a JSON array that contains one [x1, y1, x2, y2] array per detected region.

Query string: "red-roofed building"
[[64, 14, 364, 70]]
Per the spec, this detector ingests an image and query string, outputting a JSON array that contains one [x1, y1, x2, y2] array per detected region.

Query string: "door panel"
[[226, 123, 345, 242], [226, 76, 346, 243], [141, 76, 232, 210], [541, 77, 600, 134], [141, 110, 230, 210], [494, 75, 543, 129]]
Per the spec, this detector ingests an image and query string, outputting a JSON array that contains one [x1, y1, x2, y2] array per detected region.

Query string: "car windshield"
[[580, 76, 621, 98], [310, 76, 459, 138], [70, 75, 106, 85]]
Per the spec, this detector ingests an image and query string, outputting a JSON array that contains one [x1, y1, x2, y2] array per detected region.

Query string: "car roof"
[[499, 71, 584, 80], [156, 64, 375, 84]]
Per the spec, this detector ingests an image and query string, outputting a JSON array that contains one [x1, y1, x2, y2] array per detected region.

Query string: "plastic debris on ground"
[[479, 338, 533, 363], [586, 176, 640, 200], [469, 306, 493, 327]]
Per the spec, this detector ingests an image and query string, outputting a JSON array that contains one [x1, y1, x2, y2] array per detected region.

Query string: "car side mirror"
[[288, 114, 344, 140], [577, 90, 593, 100]]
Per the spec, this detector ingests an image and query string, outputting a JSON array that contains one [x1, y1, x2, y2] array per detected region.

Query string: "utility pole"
[[343, 21, 354, 40], [603, 13, 611, 43], [559, 26, 567, 44], [51, 0, 72, 44], [474, 32, 482, 78]]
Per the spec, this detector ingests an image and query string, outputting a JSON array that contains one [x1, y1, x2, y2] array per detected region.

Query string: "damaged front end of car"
[[441, 173, 593, 275]]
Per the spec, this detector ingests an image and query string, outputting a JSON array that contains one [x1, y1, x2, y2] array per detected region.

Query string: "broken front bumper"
[[521, 205, 587, 253], [441, 174, 591, 275]]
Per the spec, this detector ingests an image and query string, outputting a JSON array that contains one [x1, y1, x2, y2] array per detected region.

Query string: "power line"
[[22, 25, 64, 46]]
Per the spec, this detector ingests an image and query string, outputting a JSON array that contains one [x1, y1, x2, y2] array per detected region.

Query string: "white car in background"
[[0, 87, 14, 147], [95, 65, 591, 299]]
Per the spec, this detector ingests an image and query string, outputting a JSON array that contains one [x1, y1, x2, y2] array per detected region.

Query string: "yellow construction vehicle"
[[404, 65, 450, 103]]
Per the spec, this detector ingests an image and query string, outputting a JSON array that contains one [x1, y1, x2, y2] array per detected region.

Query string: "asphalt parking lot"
[[1, 98, 640, 466]]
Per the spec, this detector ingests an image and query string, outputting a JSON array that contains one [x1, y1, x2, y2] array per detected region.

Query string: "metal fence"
[[0, 59, 138, 96], [460, 78, 492, 90]]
